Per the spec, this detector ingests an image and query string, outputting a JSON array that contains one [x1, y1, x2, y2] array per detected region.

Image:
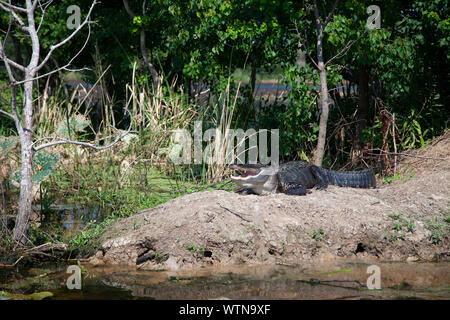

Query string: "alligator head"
[[229, 163, 279, 195]]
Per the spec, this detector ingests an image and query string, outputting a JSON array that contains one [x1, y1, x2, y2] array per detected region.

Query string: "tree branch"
[[15, 19, 93, 84], [36, 0, 97, 72], [313, 0, 322, 33], [0, 2, 26, 28], [323, 0, 339, 29], [0, 19, 19, 82], [0, 108, 14, 119], [36, 0, 53, 33], [123, 0, 159, 89], [123, 0, 135, 17], [33, 108, 132, 152], [0, 35, 26, 72], [325, 29, 367, 66], [0, 1, 27, 12]]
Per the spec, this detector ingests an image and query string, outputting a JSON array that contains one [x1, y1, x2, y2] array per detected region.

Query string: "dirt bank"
[[90, 135, 450, 270]]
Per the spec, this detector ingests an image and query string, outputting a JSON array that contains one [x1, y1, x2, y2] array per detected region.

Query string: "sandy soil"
[[90, 134, 450, 270]]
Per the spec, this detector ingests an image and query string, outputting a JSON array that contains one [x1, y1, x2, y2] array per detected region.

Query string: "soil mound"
[[91, 135, 449, 270]]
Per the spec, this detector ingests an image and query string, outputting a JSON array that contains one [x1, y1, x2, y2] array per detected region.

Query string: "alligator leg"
[[285, 185, 307, 196], [279, 180, 307, 196], [310, 166, 329, 190], [236, 188, 259, 195]]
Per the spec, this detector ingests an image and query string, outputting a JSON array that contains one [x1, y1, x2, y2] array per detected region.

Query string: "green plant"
[[186, 242, 205, 253], [56, 114, 90, 138], [382, 172, 414, 184], [0, 136, 18, 157], [307, 228, 326, 242], [424, 217, 449, 244], [384, 211, 416, 242], [10, 150, 60, 184]]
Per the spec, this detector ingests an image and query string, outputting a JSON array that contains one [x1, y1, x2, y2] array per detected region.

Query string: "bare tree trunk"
[[140, 30, 160, 90], [355, 63, 369, 147], [13, 138, 33, 244], [249, 62, 257, 121], [315, 61, 330, 167], [313, 6, 329, 167], [14, 79, 36, 244], [123, 0, 160, 90], [13, 0, 40, 244], [312, 0, 339, 167], [0, 0, 100, 245]]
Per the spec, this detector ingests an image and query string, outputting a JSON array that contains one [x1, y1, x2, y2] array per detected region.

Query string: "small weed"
[[153, 252, 169, 263], [132, 218, 141, 230], [307, 228, 326, 242], [384, 232, 406, 242], [186, 242, 205, 253], [392, 222, 403, 231], [424, 217, 449, 244], [382, 171, 414, 184], [385, 211, 415, 243]]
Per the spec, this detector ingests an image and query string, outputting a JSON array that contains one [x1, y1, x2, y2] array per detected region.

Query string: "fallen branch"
[[0, 242, 68, 268], [302, 278, 366, 287], [366, 149, 449, 161], [217, 203, 253, 222]]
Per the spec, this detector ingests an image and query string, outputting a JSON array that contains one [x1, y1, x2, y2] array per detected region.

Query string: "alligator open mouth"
[[229, 164, 262, 180]]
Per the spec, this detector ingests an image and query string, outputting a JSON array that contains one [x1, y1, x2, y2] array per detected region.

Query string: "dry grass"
[[397, 130, 450, 176]]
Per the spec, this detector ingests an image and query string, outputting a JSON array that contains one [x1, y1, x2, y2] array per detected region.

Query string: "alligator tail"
[[320, 168, 376, 188]]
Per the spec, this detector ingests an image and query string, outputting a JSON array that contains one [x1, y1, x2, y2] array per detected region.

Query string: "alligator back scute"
[[321, 168, 376, 189]]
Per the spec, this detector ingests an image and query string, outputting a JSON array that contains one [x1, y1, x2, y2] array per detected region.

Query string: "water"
[[31, 203, 105, 236], [1, 261, 448, 300], [4, 205, 448, 300]]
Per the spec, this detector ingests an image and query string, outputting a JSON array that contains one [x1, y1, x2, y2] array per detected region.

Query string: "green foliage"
[[258, 65, 317, 158], [0, 136, 18, 157], [10, 151, 60, 184], [56, 114, 90, 138]]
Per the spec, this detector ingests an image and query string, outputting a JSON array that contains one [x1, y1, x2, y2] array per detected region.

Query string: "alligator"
[[230, 161, 376, 196]]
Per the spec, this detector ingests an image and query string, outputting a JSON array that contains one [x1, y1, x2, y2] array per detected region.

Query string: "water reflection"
[[32, 203, 105, 232], [63, 262, 450, 300]]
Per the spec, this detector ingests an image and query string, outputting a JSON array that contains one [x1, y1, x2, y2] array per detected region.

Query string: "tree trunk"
[[13, 79, 35, 245], [314, 61, 330, 167], [140, 30, 160, 91], [313, 18, 329, 167], [123, 0, 159, 91], [355, 63, 369, 148], [311, 0, 339, 167], [13, 139, 34, 245]]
